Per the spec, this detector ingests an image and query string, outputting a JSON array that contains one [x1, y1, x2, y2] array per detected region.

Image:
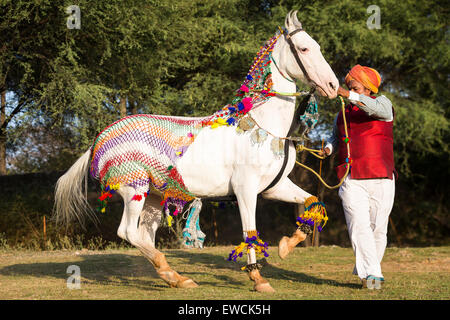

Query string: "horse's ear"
[[284, 10, 292, 30], [291, 10, 302, 29], [285, 10, 302, 32]]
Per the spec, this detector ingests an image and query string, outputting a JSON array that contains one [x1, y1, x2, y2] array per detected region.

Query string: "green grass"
[[0, 246, 448, 300]]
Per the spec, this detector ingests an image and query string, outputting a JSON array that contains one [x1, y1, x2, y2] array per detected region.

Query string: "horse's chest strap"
[[261, 93, 313, 193], [262, 139, 291, 193]]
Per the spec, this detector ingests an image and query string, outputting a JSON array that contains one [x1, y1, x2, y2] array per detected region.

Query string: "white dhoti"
[[338, 173, 395, 279]]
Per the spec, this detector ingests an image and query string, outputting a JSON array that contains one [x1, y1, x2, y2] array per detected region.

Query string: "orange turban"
[[345, 65, 381, 93]]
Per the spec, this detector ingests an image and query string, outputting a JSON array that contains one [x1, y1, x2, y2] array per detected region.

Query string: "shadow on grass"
[[164, 249, 361, 289], [0, 253, 167, 291], [0, 249, 360, 291]]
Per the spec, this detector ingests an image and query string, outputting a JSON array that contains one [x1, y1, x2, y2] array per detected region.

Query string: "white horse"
[[53, 11, 338, 293]]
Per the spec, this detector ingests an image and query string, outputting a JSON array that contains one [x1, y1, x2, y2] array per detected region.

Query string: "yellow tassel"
[[167, 215, 173, 227], [216, 117, 227, 125]]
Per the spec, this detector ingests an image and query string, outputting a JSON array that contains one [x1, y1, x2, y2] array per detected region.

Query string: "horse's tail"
[[53, 148, 97, 228]]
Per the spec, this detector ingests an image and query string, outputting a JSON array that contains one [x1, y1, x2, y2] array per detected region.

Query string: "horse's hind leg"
[[117, 186, 197, 288]]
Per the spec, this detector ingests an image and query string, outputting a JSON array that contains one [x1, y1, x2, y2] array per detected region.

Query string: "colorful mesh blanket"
[[90, 114, 213, 215]]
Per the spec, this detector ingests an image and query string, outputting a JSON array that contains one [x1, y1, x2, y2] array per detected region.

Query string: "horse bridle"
[[283, 27, 313, 85]]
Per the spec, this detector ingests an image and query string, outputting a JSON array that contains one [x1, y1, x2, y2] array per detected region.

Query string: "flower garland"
[[296, 196, 328, 235], [228, 231, 269, 262]]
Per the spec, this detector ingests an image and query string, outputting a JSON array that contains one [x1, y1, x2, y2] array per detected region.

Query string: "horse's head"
[[278, 11, 338, 98]]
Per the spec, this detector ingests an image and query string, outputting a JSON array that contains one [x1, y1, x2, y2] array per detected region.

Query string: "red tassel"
[[99, 193, 108, 201], [131, 194, 142, 201]]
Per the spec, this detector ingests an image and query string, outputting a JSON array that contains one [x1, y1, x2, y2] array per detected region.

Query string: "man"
[[323, 65, 396, 289]]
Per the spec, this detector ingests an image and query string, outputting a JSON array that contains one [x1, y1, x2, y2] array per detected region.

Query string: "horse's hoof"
[[278, 236, 290, 259], [177, 278, 199, 289], [254, 282, 275, 293]]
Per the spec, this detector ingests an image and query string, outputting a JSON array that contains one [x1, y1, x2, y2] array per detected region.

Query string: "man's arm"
[[348, 91, 393, 121]]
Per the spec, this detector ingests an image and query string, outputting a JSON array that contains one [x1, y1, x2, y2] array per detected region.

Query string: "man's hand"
[[337, 86, 349, 98], [318, 147, 331, 157]]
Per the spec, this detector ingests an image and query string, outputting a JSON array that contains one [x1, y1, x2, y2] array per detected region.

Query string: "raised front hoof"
[[254, 282, 275, 293], [177, 278, 199, 289], [278, 236, 290, 260]]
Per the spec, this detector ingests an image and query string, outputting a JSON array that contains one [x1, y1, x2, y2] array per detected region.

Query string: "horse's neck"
[[249, 39, 297, 138]]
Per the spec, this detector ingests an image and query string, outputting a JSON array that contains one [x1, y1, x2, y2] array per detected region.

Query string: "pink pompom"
[[242, 97, 253, 113], [240, 84, 249, 93]]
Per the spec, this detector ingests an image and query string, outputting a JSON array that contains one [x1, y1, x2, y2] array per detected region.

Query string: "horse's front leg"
[[262, 177, 314, 259], [231, 172, 275, 293]]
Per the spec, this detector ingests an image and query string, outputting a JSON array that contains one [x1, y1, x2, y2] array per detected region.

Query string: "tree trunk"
[[129, 98, 138, 115], [119, 95, 127, 118], [0, 90, 6, 175]]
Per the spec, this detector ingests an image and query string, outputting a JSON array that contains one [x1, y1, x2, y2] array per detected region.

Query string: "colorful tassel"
[[228, 231, 269, 262], [242, 97, 253, 113], [226, 117, 236, 126], [131, 194, 143, 201], [97, 183, 121, 212], [296, 196, 328, 233], [240, 84, 249, 93], [167, 215, 173, 227]]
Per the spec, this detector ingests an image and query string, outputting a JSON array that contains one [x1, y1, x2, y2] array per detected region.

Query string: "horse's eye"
[[300, 47, 308, 53]]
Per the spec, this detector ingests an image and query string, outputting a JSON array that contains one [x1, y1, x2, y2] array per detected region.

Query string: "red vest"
[[336, 100, 395, 180]]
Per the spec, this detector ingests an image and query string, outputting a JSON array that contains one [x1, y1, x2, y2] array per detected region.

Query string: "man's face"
[[348, 80, 371, 96]]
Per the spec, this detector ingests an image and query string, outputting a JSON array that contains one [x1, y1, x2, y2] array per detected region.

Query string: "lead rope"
[[295, 96, 351, 189]]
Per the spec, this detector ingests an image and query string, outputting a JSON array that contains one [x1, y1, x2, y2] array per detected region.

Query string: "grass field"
[[0, 245, 448, 300]]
